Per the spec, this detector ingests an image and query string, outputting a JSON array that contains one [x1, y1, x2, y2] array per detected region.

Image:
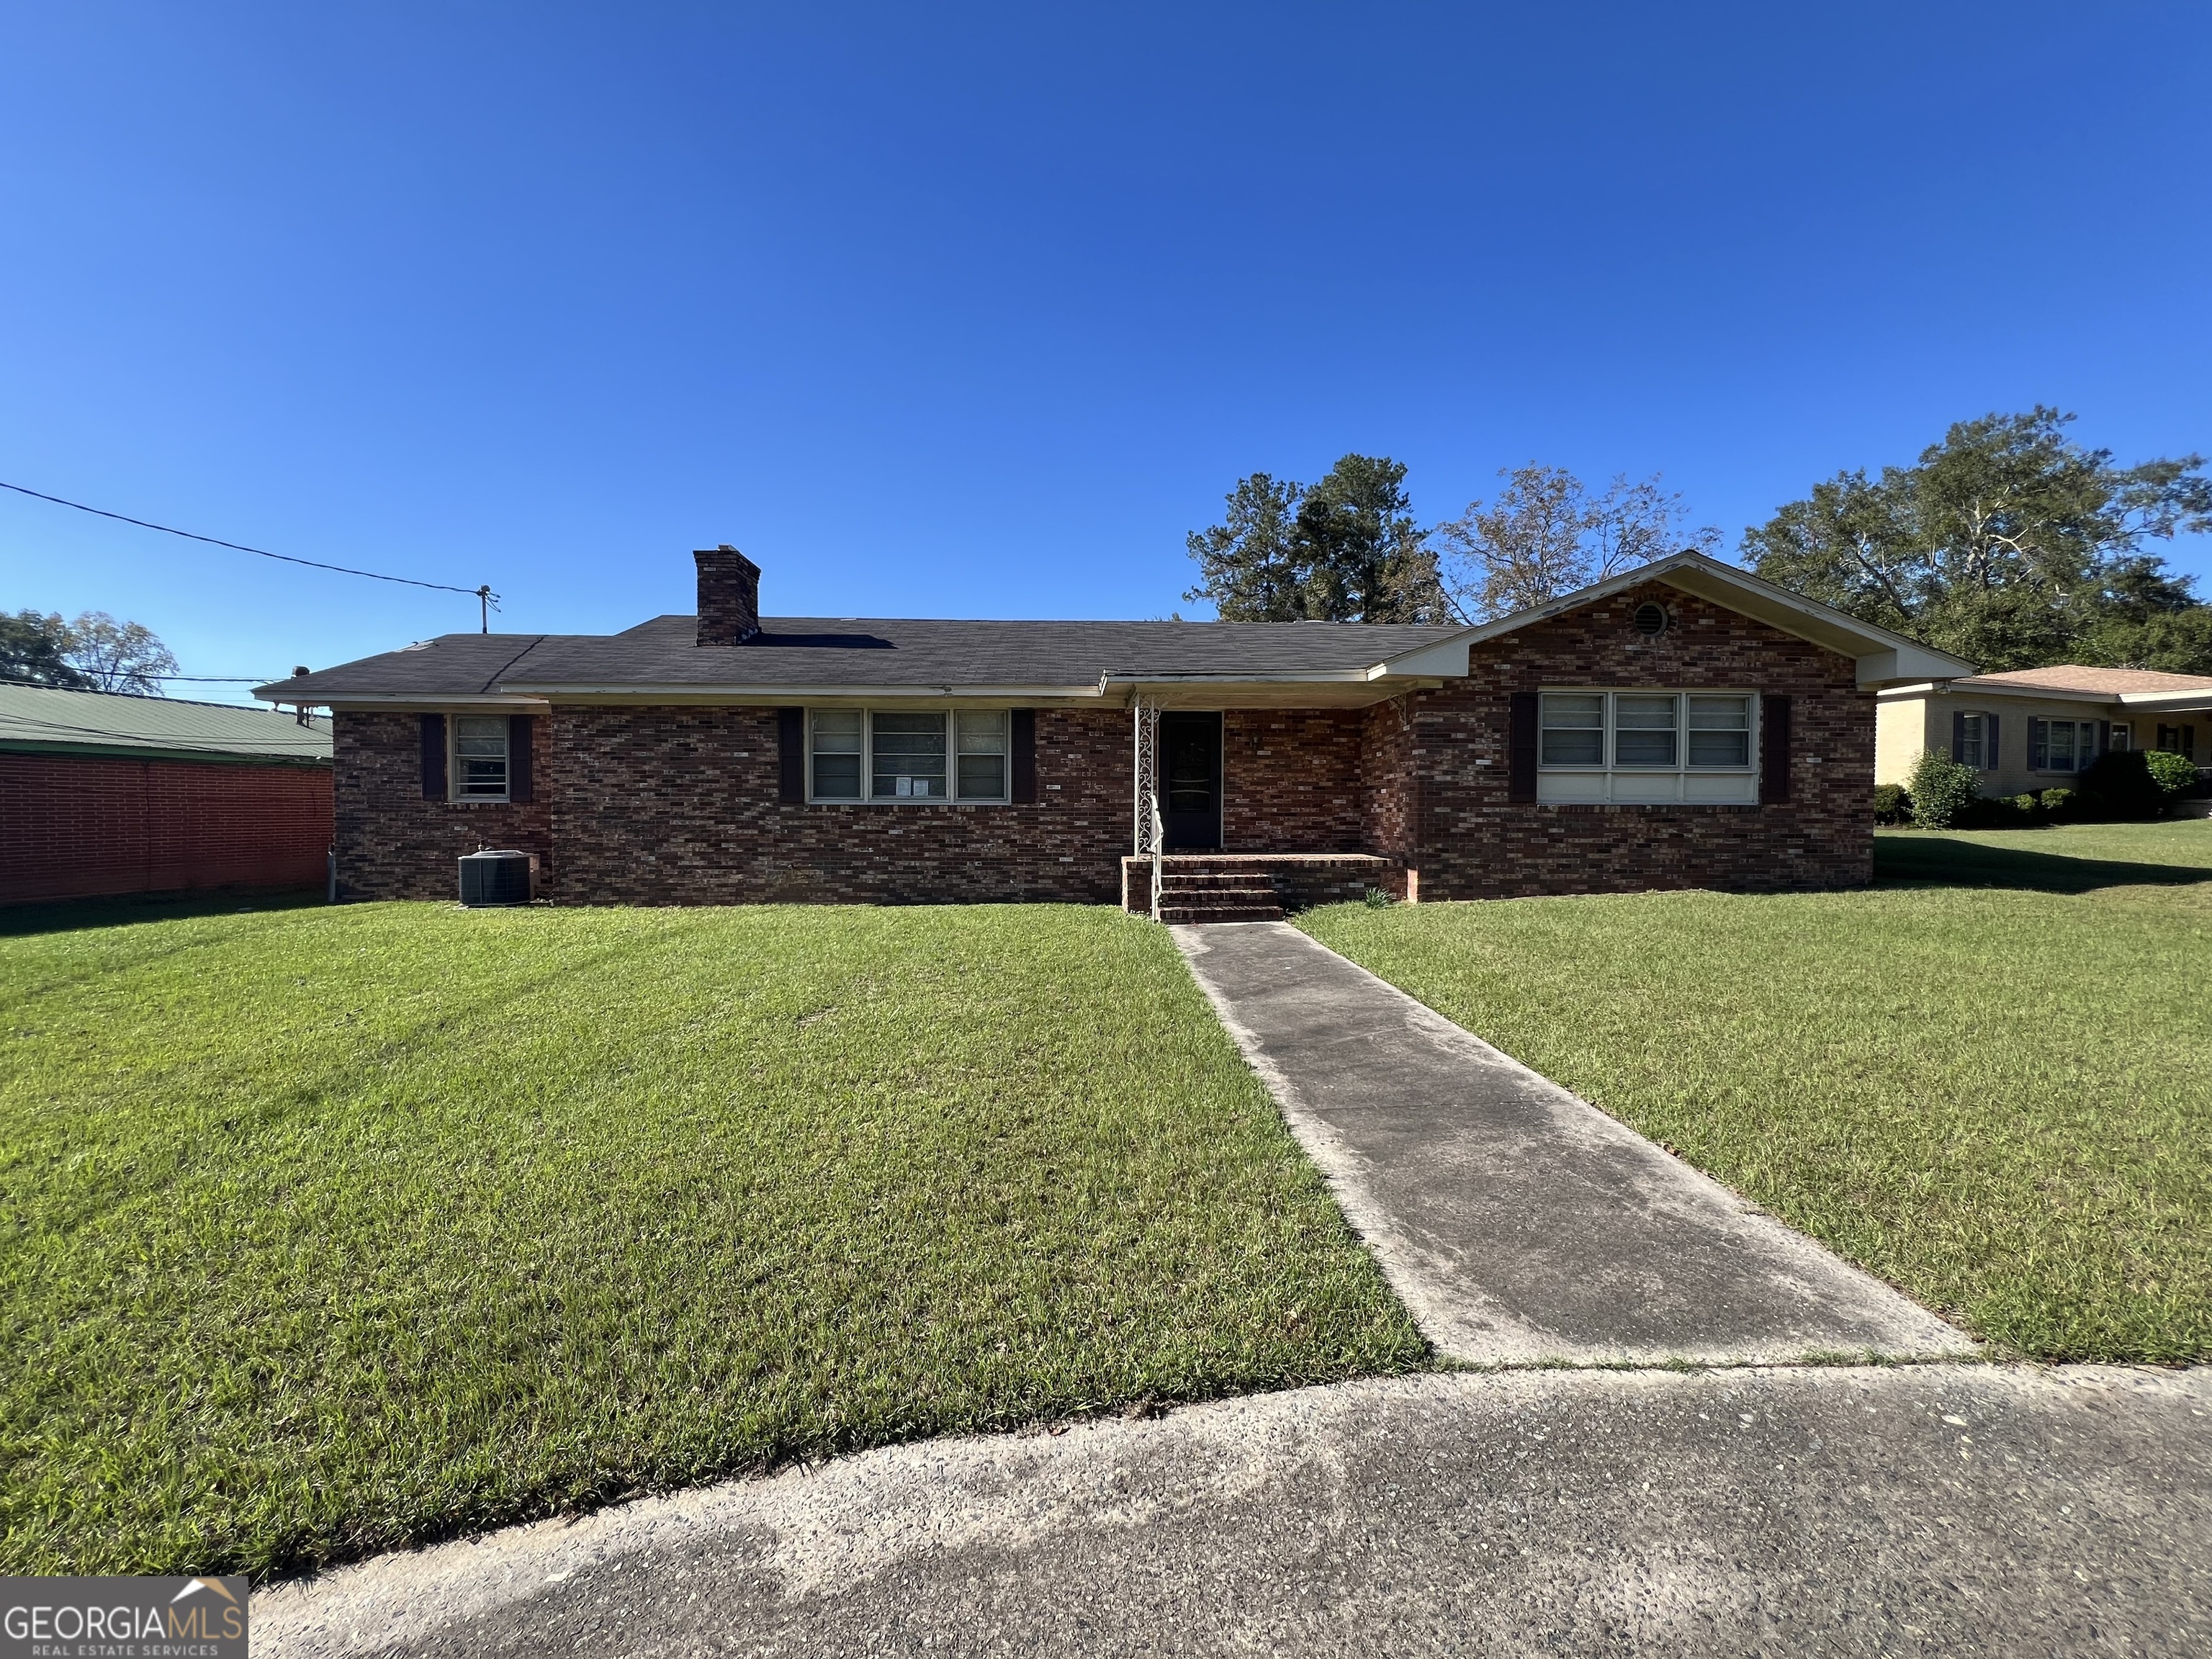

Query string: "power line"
[[0, 478, 500, 627]]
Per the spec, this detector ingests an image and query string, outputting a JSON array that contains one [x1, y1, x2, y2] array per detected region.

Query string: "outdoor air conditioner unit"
[[458, 848, 539, 907]]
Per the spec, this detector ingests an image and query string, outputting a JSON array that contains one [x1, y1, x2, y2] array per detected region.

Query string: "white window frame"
[[2029, 717, 2100, 774], [1537, 689, 1761, 804], [1958, 711, 1987, 770], [806, 709, 1012, 805], [449, 714, 511, 804]]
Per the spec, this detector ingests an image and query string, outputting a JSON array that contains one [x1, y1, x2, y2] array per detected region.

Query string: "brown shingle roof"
[[1955, 665, 2212, 695]]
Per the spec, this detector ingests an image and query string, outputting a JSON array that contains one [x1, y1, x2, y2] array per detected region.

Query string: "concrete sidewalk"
[[255, 1364, 2210, 1658], [1174, 922, 1974, 1366]]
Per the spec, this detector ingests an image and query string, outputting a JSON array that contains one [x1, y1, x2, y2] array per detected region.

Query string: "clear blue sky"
[[2, 4, 2208, 701]]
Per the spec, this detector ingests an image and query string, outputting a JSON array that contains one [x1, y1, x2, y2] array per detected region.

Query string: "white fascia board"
[[1850, 644, 1986, 690], [1103, 671, 1372, 688], [258, 692, 552, 711], [499, 683, 1107, 701], [1948, 683, 2118, 706], [1364, 637, 1470, 680], [2116, 688, 2212, 711]]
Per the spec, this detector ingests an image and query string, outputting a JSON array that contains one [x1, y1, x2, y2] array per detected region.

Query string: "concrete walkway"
[[256, 1364, 2211, 1658], [1174, 922, 1974, 1366]]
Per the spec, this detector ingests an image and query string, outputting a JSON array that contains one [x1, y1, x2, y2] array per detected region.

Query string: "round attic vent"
[[1631, 601, 1669, 637]]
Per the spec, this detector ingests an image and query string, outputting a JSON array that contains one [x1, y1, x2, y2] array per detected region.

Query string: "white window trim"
[[1537, 688, 1761, 804], [2028, 716, 2100, 775], [449, 712, 511, 804], [806, 708, 1012, 806], [1959, 710, 1989, 771]]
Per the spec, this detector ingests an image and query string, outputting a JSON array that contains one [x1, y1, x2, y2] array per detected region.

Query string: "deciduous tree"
[[1742, 409, 2212, 673], [1429, 465, 1715, 621], [61, 611, 180, 695]]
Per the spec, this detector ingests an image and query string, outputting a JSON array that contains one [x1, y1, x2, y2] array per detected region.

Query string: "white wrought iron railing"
[[1148, 791, 1164, 922]]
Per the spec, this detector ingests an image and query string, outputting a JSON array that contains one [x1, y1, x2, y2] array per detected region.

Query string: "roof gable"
[[1455, 552, 1975, 688]]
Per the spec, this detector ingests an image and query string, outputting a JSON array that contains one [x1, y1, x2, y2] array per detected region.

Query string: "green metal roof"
[[0, 683, 332, 765]]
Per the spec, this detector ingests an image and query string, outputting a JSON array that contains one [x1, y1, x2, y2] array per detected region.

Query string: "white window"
[[809, 710, 1011, 804], [2030, 718, 2098, 773], [955, 710, 1009, 799], [1537, 691, 1758, 804], [1958, 713, 1987, 770], [451, 715, 510, 800]]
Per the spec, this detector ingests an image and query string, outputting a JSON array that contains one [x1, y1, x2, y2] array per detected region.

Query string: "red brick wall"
[[1390, 580, 1872, 900], [1221, 709, 1366, 852], [1359, 696, 1419, 865], [547, 704, 1130, 904], [334, 713, 554, 901], [0, 752, 331, 904]]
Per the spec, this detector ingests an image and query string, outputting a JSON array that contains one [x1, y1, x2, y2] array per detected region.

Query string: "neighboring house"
[[1, 684, 333, 905], [256, 548, 1968, 917], [1876, 667, 2212, 797]]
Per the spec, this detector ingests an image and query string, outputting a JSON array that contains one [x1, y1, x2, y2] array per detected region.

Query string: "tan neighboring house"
[[1876, 665, 2212, 796]]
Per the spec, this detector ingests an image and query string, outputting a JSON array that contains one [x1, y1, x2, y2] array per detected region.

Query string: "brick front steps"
[[1120, 853, 1398, 922]]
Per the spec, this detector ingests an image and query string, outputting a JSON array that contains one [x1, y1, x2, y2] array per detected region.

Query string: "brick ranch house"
[[257, 547, 1970, 920]]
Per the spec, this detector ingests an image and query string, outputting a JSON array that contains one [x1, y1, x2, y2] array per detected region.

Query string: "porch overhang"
[[1102, 675, 1449, 710]]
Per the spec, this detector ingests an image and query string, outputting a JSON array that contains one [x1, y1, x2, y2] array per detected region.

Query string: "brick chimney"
[[694, 545, 761, 644]]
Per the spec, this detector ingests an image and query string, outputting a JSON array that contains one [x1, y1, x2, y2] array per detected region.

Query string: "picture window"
[[809, 710, 1011, 804], [1537, 690, 1758, 804]]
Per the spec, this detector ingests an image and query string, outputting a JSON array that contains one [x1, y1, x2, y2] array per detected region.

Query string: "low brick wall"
[[1121, 853, 1398, 914], [1, 752, 331, 904]]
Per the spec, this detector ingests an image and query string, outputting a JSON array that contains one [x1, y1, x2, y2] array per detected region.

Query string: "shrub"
[[2012, 793, 2044, 822], [1905, 750, 1980, 830], [1958, 793, 2036, 829], [2078, 750, 2164, 821], [2040, 787, 2076, 819], [1873, 783, 1911, 825], [1362, 886, 1394, 909], [2143, 749, 2200, 801]]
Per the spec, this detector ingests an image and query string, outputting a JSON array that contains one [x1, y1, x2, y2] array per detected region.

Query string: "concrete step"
[[1159, 902, 1287, 925], [1158, 882, 1280, 902]]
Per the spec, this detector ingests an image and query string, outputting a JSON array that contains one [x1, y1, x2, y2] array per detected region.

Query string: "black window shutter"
[[1951, 710, 1966, 763], [508, 714, 534, 803], [1761, 693, 1792, 802], [420, 713, 447, 800], [1506, 693, 1538, 803], [778, 708, 805, 802], [2187, 724, 2198, 761], [1011, 709, 1037, 803], [2095, 720, 2110, 758], [1985, 711, 1999, 769]]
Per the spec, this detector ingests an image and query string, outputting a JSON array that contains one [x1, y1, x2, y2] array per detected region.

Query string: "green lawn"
[[0, 902, 1425, 1579], [1301, 819, 2212, 1367]]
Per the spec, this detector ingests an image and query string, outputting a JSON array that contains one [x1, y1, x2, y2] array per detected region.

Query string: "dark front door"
[[1161, 711, 1223, 850]]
